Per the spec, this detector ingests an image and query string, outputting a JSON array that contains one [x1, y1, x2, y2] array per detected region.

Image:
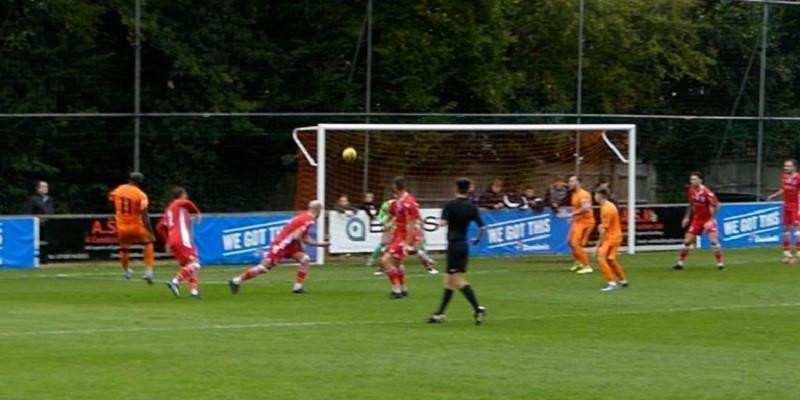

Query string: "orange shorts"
[[117, 224, 152, 247], [568, 223, 595, 247], [598, 241, 621, 260]]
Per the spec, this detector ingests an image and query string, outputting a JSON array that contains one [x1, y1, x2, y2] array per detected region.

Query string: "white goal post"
[[294, 123, 637, 265]]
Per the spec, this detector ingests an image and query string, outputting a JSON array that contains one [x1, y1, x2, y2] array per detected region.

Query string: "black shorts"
[[446, 240, 469, 274]]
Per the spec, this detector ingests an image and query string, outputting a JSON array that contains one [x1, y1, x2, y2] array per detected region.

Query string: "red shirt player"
[[159, 187, 203, 299], [380, 177, 421, 299], [228, 200, 329, 294], [767, 159, 800, 263], [674, 172, 725, 271]]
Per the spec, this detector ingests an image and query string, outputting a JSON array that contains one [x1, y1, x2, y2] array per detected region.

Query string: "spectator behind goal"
[[361, 192, 379, 220], [544, 176, 569, 211], [334, 194, 358, 217], [478, 178, 505, 210], [521, 186, 545, 212]]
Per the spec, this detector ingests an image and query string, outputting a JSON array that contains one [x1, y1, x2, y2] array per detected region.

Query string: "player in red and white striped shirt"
[[228, 200, 329, 294], [158, 187, 203, 299], [767, 159, 800, 263]]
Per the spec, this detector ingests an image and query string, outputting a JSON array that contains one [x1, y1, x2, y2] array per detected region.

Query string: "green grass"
[[1, 248, 799, 399]]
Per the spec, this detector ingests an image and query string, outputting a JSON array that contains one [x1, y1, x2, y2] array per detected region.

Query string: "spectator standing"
[[28, 180, 55, 215]]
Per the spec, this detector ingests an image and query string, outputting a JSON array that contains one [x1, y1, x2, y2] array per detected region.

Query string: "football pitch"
[[1, 248, 799, 400]]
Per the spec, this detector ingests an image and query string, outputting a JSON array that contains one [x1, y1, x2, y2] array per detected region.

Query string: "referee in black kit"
[[428, 178, 488, 325]]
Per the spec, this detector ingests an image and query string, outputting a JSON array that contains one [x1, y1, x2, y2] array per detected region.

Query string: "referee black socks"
[[460, 285, 480, 312], [436, 289, 454, 315]]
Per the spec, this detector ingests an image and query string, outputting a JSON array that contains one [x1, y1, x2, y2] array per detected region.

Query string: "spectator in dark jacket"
[[521, 186, 545, 212], [544, 176, 569, 211], [502, 187, 524, 208], [478, 179, 505, 209], [28, 180, 55, 215], [361, 192, 379, 219], [334, 194, 358, 217]]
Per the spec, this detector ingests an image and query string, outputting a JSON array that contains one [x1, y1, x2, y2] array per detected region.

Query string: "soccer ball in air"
[[342, 147, 358, 162]]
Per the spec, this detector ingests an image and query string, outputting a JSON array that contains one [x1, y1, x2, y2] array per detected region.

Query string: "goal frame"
[[293, 123, 637, 265]]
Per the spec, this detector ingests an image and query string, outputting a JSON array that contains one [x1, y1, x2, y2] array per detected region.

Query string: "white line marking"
[[1, 302, 798, 337]]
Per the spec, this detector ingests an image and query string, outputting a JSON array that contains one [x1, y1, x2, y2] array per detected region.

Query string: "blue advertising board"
[[193, 214, 316, 265], [0, 217, 39, 269], [469, 210, 571, 256], [699, 202, 783, 249]]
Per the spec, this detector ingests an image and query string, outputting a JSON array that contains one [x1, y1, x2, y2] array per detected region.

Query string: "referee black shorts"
[[446, 240, 469, 274]]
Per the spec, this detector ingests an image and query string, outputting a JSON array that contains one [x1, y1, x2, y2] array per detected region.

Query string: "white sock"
[[232, 277, 242, 285], [392, 284, 402, 293], [144, 269, 154, 278], [293, 282, 303, 291], [190, 288, 199, 296], [171, 278, 179, 285], [784, 250, 793, 258]]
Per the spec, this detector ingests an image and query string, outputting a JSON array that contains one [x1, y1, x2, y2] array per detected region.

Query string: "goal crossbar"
[[295, 123, 637, 264]]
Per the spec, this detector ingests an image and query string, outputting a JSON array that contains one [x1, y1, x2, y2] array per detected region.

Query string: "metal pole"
[[363, 0, 372, 194], [627, 126, 636, 254], [317, 127, 327, 265], [575, 0, 585, 176], [133, 0, 142, 172], [756, 3, 768, 198]]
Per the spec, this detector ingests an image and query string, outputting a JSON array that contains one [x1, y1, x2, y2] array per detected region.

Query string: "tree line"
[[1, 0, 799, 212]]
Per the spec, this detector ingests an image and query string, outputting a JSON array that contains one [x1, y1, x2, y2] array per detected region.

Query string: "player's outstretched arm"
[[767, 188, 783, 201], [303, 236, 330, 247]]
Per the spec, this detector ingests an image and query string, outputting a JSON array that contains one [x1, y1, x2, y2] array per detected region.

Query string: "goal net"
[[292, 124, 636, 264]]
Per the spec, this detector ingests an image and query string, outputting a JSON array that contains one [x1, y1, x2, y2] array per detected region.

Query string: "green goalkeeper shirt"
[[378, 200, 392, 224]]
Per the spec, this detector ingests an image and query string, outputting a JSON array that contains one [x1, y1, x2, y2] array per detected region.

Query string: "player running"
[[428, 178, 487, 324], [158, 187, 203, 299], [567, 176, 595, 274], [674, 172, 725, 271], [380, 177, 420, 299], [593, 188, 628, 292], [228, 200, 329, 294], [108, 172, 155, 283], [766, 159, 800, 263]]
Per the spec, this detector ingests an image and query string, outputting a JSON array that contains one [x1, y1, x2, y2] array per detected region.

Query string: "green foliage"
[[1, 0, 799, 211]]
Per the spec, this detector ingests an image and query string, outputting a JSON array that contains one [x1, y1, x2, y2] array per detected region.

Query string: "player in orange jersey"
[[593, 188, 628, 292], [567, 176, 595, 274], [108, 172, 155, 283]]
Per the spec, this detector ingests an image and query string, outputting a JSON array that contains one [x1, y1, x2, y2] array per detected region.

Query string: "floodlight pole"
[[133, 0, 142, 172], [756, 3, 768, 199]]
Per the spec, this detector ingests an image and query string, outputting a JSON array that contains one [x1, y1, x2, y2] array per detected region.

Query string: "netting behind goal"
[[292, 125, 632, 210]]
